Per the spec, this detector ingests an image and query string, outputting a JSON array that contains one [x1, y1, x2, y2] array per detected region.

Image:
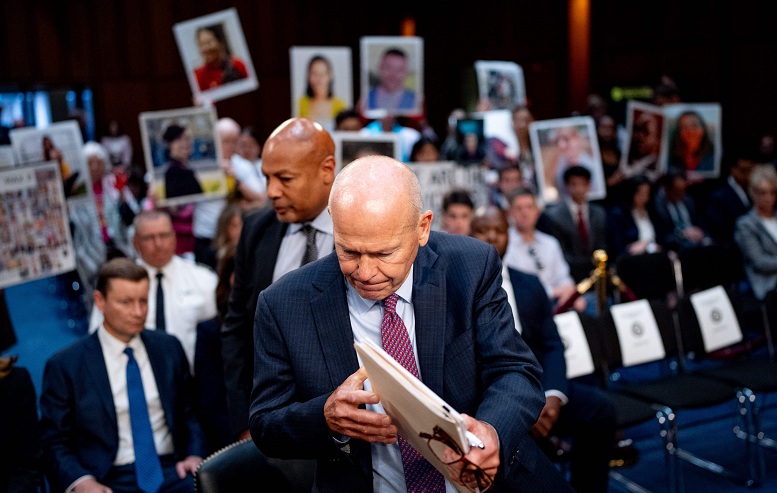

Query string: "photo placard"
[[290, 46, 353, 132], [360, 36, 424, 119], [474, 60, 526, 111], [138, 106, 226, 207], [173, 8, 258, 103], [331, 131, 402, 173]]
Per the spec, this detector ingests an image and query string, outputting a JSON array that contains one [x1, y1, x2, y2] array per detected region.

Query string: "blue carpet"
[[3, 276, 777, 492]]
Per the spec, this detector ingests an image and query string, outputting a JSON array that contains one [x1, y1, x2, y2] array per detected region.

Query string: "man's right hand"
[[324, 367, 398, 444]]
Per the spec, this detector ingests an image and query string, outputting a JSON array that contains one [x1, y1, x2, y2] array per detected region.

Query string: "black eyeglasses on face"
[[528, 247, 544, 271], [418, 426, 493, 492]]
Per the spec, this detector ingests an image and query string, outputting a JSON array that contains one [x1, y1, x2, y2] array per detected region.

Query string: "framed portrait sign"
[[620, 101, 665, 182], [173, 8, 258, 103], [331, 131, 402, 173], [138, 106, 226, 207], [0, 161, 76, 289], [659, 103, 722, 180], [290, 46, 353, 132], [10, 120, 90, 203], [474, 60, 526, 111], [529, 116, 605, 204], [360, 36, 424, 119]]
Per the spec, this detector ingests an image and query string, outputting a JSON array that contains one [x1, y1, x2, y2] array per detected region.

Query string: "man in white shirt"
[[91, 210, 218, 370], [39, 258, 205, 493], [503, 186, 585, 312]]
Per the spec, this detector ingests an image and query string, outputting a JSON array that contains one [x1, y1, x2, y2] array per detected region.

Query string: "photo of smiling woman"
[[298, 55, 347, 126], [193, 23, 247, 92]]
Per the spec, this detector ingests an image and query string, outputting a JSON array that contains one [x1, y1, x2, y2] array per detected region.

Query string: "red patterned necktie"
[[381, 293, 446, 493], [577, 207, 589, 247]]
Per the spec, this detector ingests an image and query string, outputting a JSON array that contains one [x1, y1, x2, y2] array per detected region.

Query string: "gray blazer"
[[734, 209, 777, 299]]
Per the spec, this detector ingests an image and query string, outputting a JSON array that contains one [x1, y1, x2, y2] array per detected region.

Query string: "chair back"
[[195, 439, 314, 493], [677, 285, 744, 357], [553, 311, 596, 379], [677, 244, 734, 295], [599, 299, 680, 372], [614, 252, 677, 302]]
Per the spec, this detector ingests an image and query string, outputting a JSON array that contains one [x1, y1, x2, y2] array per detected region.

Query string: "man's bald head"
[[329, 155, 432, 300], [329, 155, 422, 227], [261, 118, 336, 223], [217, 117, 241, 158]]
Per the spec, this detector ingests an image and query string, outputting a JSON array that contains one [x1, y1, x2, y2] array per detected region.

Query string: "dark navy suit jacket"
[[39, 329, 205, 493], [249, 232, 549, 492], [507, 268, 568, 397], [221, 206, 288, 435]]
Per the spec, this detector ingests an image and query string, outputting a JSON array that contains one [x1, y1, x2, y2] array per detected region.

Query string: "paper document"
[[354, 338, 481, 493]]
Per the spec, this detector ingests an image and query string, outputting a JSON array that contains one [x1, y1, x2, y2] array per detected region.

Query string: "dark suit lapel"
[[83, 333, 118, 426], [142, 331, 174, 422], [412, 245, 446, 396], [311, 255, 360, 389], [256, 218, 287, 289]]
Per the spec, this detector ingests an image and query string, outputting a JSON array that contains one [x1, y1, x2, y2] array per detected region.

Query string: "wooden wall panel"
[[1, 0, 777, 169]]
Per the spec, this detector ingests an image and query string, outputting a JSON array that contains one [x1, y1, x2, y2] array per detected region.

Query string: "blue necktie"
[[124, 347, 164, 493], [155, 272, 166, 331]]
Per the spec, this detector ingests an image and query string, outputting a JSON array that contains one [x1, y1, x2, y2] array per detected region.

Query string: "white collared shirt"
[[345, 267, 458, 493], [503, 229, 575, 298], [98, 326, 174, 465], [272, 209, 334, 282], [89, 255, 218, 371]]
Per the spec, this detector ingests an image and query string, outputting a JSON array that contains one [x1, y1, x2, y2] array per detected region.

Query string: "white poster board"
[[0, 146, 15, 169], [689, 285, 743, 353], [0, 162, 76, 288], [406, 161, 490, 232], [610, 299, 666, 367], [553, 311, 596, 379]]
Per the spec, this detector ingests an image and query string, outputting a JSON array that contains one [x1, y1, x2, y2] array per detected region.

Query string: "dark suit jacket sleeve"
[[39, 352, 97, 491], [248, 289, 342, 460], [220, 208, 273, 436], [451, 242, 545, 475], [512, 270, 568, 397]]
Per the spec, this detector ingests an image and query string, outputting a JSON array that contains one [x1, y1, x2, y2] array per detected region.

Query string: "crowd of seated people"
[[7, 67, 777, 493]]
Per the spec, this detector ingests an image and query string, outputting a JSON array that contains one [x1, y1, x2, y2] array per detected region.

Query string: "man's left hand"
[[176, 455, 203, 478], [531, 396, 562, 439]]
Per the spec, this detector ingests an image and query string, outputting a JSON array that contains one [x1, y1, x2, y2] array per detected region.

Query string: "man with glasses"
[[503, 186, 584, 312], [91, 210, 218, 369], [249, 156, 572, 492]]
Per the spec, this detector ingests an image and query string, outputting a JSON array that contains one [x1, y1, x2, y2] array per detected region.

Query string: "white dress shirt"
[[89, 256, 218, 371], [345, 267, 458, 493], [503, 229, 575, 298], [272, 209, 334, 282]]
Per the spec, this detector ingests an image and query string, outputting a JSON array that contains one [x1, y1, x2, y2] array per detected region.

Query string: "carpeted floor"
[[4, 275, 777, 493]]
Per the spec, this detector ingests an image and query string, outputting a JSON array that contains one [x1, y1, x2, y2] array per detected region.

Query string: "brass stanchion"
[[553, 249, 637, 315]]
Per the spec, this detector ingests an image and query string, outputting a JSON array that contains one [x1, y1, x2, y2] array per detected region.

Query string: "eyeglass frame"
[[418, 425, 493, 492]]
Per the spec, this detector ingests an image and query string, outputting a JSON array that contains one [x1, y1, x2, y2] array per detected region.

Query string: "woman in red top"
[[194, 24, 247, 91]]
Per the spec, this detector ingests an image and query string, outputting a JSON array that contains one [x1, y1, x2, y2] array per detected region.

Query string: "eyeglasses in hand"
[[418, 426, 493, 493]]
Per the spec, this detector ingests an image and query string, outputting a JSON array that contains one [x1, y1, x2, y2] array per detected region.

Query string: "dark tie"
[[124, 347, 164, 493], [155, 272, 165, 332], [300, 224, 318, 266], [577, 208, 589, 247], [381, 294, 446, 493]]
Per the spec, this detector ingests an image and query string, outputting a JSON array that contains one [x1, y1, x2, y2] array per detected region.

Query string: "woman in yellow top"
[[297, 55, 346, 129]]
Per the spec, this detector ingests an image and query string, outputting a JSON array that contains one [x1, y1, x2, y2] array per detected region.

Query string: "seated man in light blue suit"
[[39, 258, 206, 493], [250, 155, 573, 492]]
